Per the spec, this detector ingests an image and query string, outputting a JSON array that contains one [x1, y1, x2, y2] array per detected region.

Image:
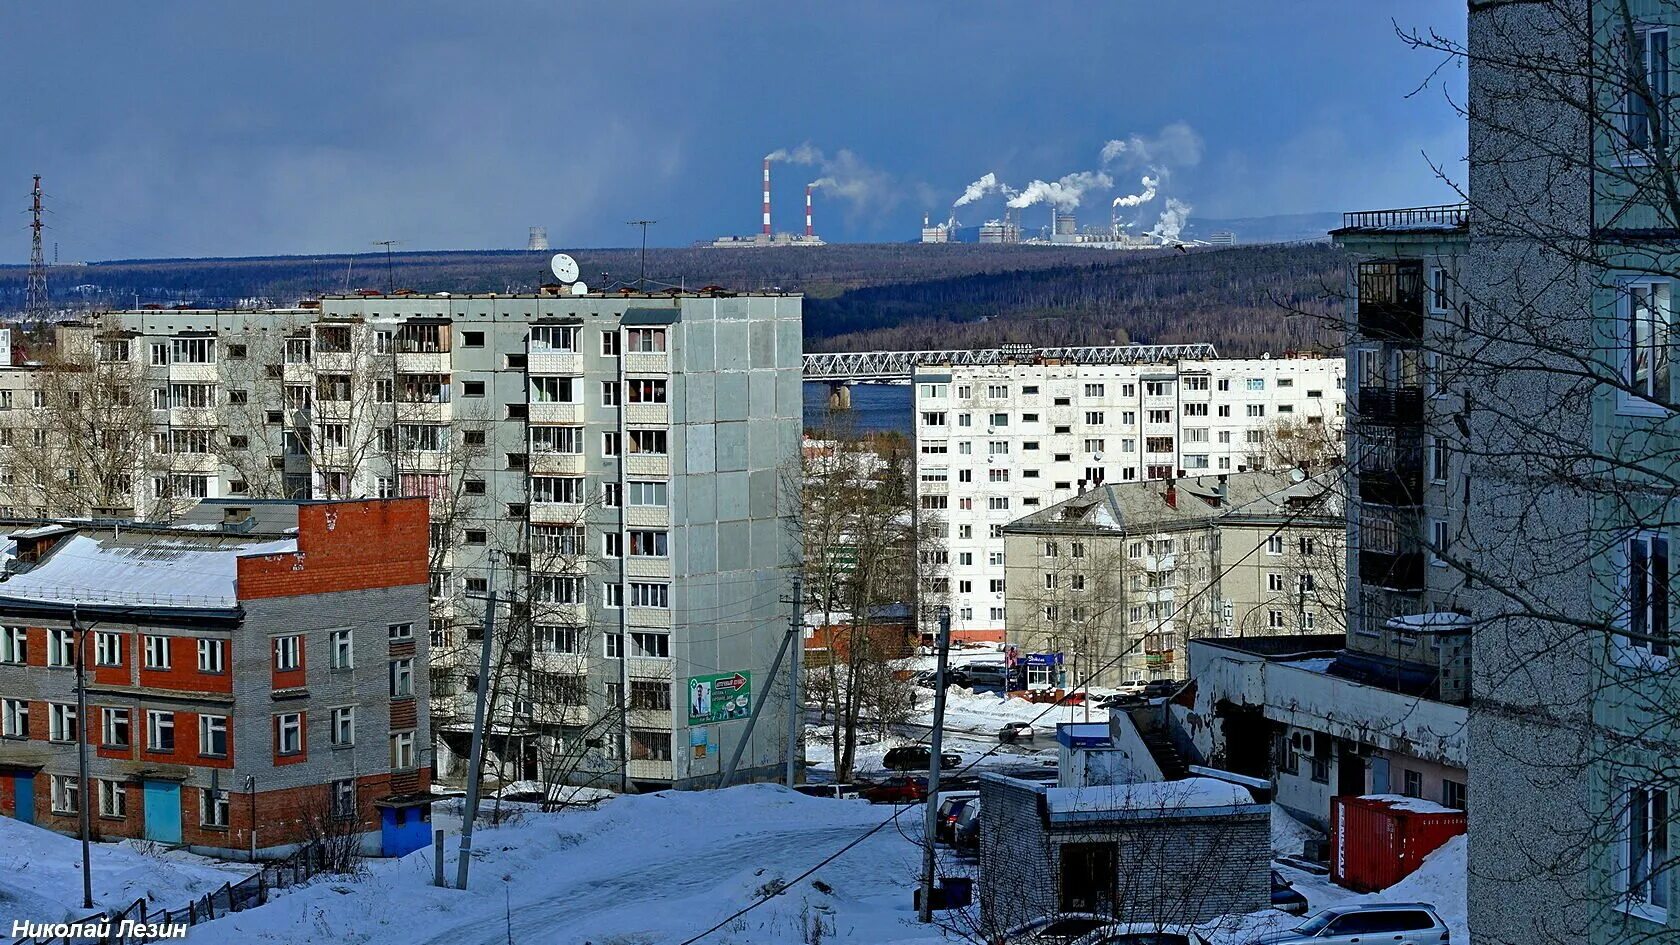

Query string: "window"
[[1619, 782, 1672, 917], [273, 635, 301, 672], [631, 730, 673, 761], [1267, 535, 1285, 556], [1623, 280, 1671, 407], [0, 698, 27, 738], [1402, 769, 1423, 797], [1300, 573, 1317, 595], [331, 706, 355, 746], [0, 626, 23, 664], [1626, 26, 1671, 151], [389, 658, 414, 698], [1083, 383, 1105, 397], [199, 715, 228, 757], [461, 330, 484, 348], [46, 628, 73, 667], [601, 381, 621, 406], [146, 710, 174, 752], [1147, 409, 1172, 424], [626, 327, 666, 352], [1268, 573, 1286, 593], [330, 629, 354, 670], [1442, 778, 1467, 811], [51, 774, 79, 814], [627, 379, 667, 404], [388, 622, 414, 642], [98, 779, 126, 819], [1428, 267, 1450, 313], [1268, 609, 1287, 629], [1246, 404, 1266, 418], [1430, 519, 1450, 565], [628, 429, 667, 455], [1084, 411, 1104, 425], [390, 731, 415, 769], [531, 476, 585, 504], [275, 712, 303, 755], [530, 376, 574, 403], [629, 480, 668, 507], [331, 778, 357, 820], [530, 425, 584, 454], [144, 634, 171, 670], [989, 579, 1006, 593], [202, 788, 230, 828], [629, 530, 668, 557], [197, 638, 225, 674], [171, 337, 215, 363], [1622, 531, 1672, 659], [1246, 377, 1265, 391], [988, 412, 1009, 427], [630, 583, 670, 608]]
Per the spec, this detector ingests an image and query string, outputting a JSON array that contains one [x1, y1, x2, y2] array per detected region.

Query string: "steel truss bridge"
[[801, 343, 1221, 382]]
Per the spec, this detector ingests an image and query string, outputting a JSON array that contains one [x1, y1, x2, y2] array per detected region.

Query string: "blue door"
[[142, 781, 182, 844], [12, 774, 33, 825]]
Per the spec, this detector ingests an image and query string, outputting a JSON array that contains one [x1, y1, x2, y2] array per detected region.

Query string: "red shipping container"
[[1331, 794, 1467, 892]]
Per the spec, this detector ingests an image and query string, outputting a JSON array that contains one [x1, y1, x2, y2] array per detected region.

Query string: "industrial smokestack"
[[805, 184, 813, 238], [762, 159, 772, 237]]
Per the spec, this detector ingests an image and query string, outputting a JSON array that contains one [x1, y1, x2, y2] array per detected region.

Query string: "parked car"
[[1142, 679, 1184, 699], [862, 776, 927, 805], [883, 745, 962, 771], [1067, 923, 1207, 945], [935, 791, 979, 843], [1001, 913, 1113, 944], [952, 798, 981, 849], [1115, 678, 1150, 696], [964, 663, 1011, 689], [1270, 870, 1310, 916], [1250, 902, 1450, 945], [998, 720, 1037, 742]]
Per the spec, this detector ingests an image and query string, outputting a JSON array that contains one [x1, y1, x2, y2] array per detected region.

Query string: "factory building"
[[711, 160, 825, 247], [0, 291, 805, 792], [912, 355, 1345, 642]]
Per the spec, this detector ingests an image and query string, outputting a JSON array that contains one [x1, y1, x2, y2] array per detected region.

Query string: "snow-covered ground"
[[0, 817, 253, 925]]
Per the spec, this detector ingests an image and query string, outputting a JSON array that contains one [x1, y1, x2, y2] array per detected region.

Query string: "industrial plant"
[[709, 158, 827, 248]]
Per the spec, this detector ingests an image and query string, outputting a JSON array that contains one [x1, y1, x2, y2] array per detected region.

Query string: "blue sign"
[[1025, 653, 1064, 666]]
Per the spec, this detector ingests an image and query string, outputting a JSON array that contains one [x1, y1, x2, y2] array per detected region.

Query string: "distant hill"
[[1181, 212, 1344, 245], [0, 241, 1347, 358]]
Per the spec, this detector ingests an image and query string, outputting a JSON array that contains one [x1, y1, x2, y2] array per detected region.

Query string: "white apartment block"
[[911, 356, 1345, 639]]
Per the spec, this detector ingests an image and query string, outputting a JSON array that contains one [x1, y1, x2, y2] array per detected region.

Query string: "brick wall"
[[237, 499, 429, 601]]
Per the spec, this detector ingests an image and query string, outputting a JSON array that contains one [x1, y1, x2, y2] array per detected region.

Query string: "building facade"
[[912, 356, 1344, 641], [0, 498, 432, 858], [0, 289, 804, 791], [1001, 469, 1346, 686]]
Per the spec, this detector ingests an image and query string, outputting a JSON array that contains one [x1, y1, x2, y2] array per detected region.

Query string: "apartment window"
[[1300, 573, 1317, 595], [631, 730, 673, 761], [144, 634, 171, 670], [530, 425, 585, 454], [145, 710, 174, 752], [388, 622, 414, 642], [630, 583, 670, 608], [1442, 778, 1467, 811], [1268, 573, 1286, 593], [387, 657, 415, 698], [628, 480, 668, 507], [202, 788, 230, 828], [1147, 409, 1172, 424], [989, 579, 1006, 593], [97, 779, 126, 819], [535, 625, 584, 654], [331, 706, 356, 746], [0, 626, 23, 664], [1082, 383, 1105, 397], [2, 698, 29, 738], [1619, 782, 1673, 917], [1084, 411, 1105, 425], [988, 497, 1010, 510], [1267, 535, 1285, 555], [630, 632, 671, 659], [198, 715, 228, 757], [530, 376, 574, 403], [197, 638, 226, 674], [273, 635, 301, 672], [1623, 280, 1672, 408], [329, 629, 354, 670], [988, 412, 1009, 427], [51, 774, 79, 814], [1145, 436, 1174, 454], [390, 731, 416, 769], [45, 628, 73, 668], [989, 551, 1005, 566], [1403, 769, 1423, 798], [1626, 26, 1671, 151], [532, 476, 585, 504], [1246, 404, 1266, 418], [1268, 609, 1287, 629], [921, 440, 948, 455], [329, 778, 357, 821], [1622, 531, 1672, 659], [99, 708, 128, 747], [628, 429, 668, 455], [626, 327, 666, 353], [630, 530, 669, 557], [275, 712, 303, 755]]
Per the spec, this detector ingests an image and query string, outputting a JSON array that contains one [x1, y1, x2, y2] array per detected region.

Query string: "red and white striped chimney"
[[762, 159, 773, 237], [805, 184, 814, 238]]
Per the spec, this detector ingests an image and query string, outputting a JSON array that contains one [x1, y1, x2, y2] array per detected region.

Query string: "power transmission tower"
[[26, 175, 48, 329]]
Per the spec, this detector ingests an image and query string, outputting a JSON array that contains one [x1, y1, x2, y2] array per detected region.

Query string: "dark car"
[[1142, 679, 1184, 699], [1271, 870, 1310, 916], [935, 792, 978, 842], [952, 798, 981, 849], [862, 776, 927, 804], [883, 745, 962, 771]]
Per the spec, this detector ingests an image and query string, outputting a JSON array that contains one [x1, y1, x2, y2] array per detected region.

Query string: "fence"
[[11, 845, 327, 945]]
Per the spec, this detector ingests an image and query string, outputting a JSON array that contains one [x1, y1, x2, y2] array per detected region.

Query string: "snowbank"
[[1044, 778, 1256, 817]]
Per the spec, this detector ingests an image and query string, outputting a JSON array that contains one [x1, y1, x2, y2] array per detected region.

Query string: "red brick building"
[[0, 498, 434, 859]]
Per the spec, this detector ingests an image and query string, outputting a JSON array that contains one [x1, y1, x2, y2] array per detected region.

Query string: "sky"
[[0, 2, 1468, 260]]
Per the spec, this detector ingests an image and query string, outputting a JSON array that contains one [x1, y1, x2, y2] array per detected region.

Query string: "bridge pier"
[[828, 382, 853, 410]]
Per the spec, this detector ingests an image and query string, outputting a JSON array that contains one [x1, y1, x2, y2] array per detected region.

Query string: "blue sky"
[[0, 2, 1467, 259]]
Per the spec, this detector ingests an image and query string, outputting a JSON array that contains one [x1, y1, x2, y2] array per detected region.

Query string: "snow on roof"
[[0, 532, 298, 609], [1043, 776, 1259, 823], [1362, 793, 1461, 815]]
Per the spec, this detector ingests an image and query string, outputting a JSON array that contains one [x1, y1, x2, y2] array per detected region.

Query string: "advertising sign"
[[687, 671, 752, 725]]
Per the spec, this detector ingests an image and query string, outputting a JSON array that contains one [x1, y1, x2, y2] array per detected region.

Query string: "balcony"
[[529, 402, 578, 424], [625, 351, 670, 375], [1355, 261, 1425, 342], [530, 452, 586, 476], [625, 454, 669, 478], [1340, 204, 1469, 231], [530, 502, 586, 525], [1356, 427, 1423, 506], [624, 403, 669, 425], [625, 505, 669, 528], [395, 351, 451, 374], [1354, 386, 1423, 426], [1359, 501, 1424, 591], [529, 351, 584, 376]]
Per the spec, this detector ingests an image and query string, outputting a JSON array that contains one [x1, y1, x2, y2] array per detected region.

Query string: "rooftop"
[[0, 527, 296, 610], [1330, 204, 1469, 235], [1003, 468, 1343, 537]]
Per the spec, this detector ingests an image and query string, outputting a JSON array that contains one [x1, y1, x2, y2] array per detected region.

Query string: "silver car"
[[1251, 902, 1449, 945]]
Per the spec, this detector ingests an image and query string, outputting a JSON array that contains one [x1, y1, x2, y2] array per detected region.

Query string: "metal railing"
[[801, 343, 1221, 381], [1340, 204, 1469, 230]]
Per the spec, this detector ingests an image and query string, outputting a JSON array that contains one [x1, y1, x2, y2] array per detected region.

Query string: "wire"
[[670, 472, 1341, 944]]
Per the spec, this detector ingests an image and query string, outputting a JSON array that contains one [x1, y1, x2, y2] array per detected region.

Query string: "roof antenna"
[[626, 220, 656, 290]]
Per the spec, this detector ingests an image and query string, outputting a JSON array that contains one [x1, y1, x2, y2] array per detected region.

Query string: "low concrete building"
[[978, 773, 1270, 935]]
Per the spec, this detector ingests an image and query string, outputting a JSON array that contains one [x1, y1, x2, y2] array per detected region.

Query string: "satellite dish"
[[570, 281, 589, 296], [550, 253, 580, 283]]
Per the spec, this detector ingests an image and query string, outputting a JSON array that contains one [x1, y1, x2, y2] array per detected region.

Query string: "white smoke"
[[954, 172, 1008, 208], [764, 143, 823, 164], [1112, 174, 1159, 208], [1006, 171, 1113, 211], [763, 144, 895, 215], [1100, 122, 1204, 170], [1146, 198, 1192, 243]]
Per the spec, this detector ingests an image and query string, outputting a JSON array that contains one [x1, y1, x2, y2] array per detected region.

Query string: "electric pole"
[[784, 577, 803, 788], [625, 220, 655, 289], [372, 240, 401, 295], [456, 567, 497, 890], [918, 606, 953, 923], [26, 175, 48, 330], [72, 605, 92, 909]]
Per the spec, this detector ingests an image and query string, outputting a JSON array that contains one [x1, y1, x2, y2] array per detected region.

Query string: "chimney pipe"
[[1164, 478, 1177, 509], [762, 159, 773, 237], [805, 184, 814, 238]]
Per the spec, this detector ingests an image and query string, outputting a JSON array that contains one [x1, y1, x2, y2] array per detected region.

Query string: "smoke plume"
[[954, 172, 1008, 208], [1146, 198, 1192, 242], [763, 143, 895, 216], [1006, 171, 1113, 211], [764, 144, 824, 164], [1112, 175, 1159, 208], [1100, 122, 1204, 170]]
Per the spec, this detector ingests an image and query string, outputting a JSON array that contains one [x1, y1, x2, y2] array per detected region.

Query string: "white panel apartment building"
[[911, 355, 1345, 640]]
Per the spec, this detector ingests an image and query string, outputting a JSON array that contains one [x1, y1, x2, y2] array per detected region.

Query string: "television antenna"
[[372, 239, 402, 294], [626, 220, 656, 289]]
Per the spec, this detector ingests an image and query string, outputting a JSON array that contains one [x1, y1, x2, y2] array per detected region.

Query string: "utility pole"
[[720, 604, 797, 788], [71, 605, 92, 909], [372, 240, 401, 295], [784, 577, 803, 787], [625, 221, 655, 289], [918, 606, 953, 923], [456, 568, 497, 890], [26, 175, 48, 330]]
